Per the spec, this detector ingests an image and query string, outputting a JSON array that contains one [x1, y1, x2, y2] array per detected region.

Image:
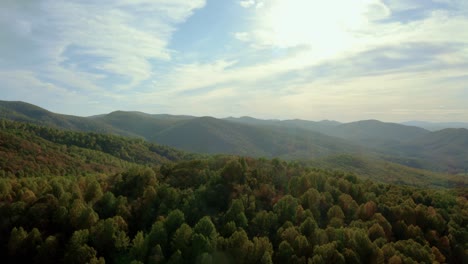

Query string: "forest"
[[0, 120, 467, 263]]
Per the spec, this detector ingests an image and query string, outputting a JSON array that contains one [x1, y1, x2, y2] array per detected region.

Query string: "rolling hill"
[[1, 101, 364, 159], [325, 120, 429, 145], [153, 116, 364, 158], [1, 100, 468, 175], [0, 119, 464, 189], [389, 128, 468, 173], [0, 119, 190, 177], [227, 116, 468, 173], [309, 154, 464, 188], [0, 101, 132, 136], [402, 120, 468, 131]]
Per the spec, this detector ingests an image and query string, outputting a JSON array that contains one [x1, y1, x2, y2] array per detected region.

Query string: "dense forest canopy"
[[0, 120, 467, 263]]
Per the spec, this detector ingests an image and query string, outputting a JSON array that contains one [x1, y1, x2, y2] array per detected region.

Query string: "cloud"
[[240, 1, 256, 8], [0, 70, 90, 112], [239, 0, 468, 54], [131, 0, 468, 121], [2, 0, 468, 122], [0, 0, 206, 93], [233, 32, 250, 42], [136, 64, 468, 121], [248, 0, 391, 49], [230, 0, 468, 72]]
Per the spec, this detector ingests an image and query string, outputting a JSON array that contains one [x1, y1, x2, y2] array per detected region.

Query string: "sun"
[[259, 0, 389, 58]]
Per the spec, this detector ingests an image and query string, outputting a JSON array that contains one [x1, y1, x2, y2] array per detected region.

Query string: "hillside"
[[0, 101, 132, 136], [325, 120, 429, 147], [402, 121, 468, 131], [154, 116, 364, 159], [1, 119, 463, 188], [225, 118, 428, 146], [0, 101, 367, 159], [390, 128, 468, 173], [92, 112, 361, 158], [224, 116, 341, 134], [309, 154, 465, 189], [91, 111, 194, 141], [0, 120, 190, 177], [2, 100, 468, 175]]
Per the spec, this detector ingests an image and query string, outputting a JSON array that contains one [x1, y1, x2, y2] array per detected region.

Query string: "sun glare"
[[261, 0, 388, 58]]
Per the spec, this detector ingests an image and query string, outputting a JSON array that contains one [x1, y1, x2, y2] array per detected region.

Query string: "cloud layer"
[[1, 0, 467, 121]]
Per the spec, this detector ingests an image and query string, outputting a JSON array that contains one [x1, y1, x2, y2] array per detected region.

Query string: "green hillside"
[[402, 121, 468, 131], [2, 100, 468, 176], [79, 109, 369, 159], [390, 128, 468, 173], [0, 101, 365, 160], [0, 120, 190, 177], [224, 116, 341, 134], [326, 120, 429, 146], [309, 154, 465, 189], [155, 116, 365, 159], [91, 111, 194, 141], [0, 101, 131, 136], [1, 119, 462, 188]]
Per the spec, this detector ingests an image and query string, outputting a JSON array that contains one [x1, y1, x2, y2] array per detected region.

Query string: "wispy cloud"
[[1, 0, 467, 121], [240, 0, 256, 8], [0, 0, 205, 94]]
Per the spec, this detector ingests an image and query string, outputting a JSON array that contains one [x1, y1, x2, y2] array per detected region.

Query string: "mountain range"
[[1, 100, 468, 177], [402, 120, 468, 131]]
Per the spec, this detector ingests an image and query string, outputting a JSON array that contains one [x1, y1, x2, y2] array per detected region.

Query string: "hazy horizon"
[[1, 1, 468, 122], [5, 99, 468, 125]]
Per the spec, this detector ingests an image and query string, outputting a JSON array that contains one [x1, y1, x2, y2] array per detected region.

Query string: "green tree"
[[300, 216, 317, 238], [90, 216, 130, 261], [94, 192, 118, 219], [251, 210, 278, 237], [84, 179, 103, 205], [276, 240, 294, 263], [221, 159, 245, 185], [69, 199, 99, 230], [8, 227, 28, 258], [248, 236, 273, 263], [146, 221, 168, 252], [35, 235, 60, 263], [225, 199, 248, 228], [310, 242, 345, 264], [171, 223, 192, 254], [194, 216, 217, 241], [273, 195, 298, 224], [225, 229, 253, 263], [130, 231, 147, 262], [165, 209, 185, 236], [64, 230, 104, 264], [368, 223, 386, 242], [300, 188, 321, 220]]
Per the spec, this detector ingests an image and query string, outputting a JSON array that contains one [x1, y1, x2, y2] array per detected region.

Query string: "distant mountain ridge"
[[96, 113, 365, 159], [0, 101, 133, 136], [0, 118, 463, 188], [402, 120, 468, 131], [2, 100, 468, 174], [390, 128, 468, 173]]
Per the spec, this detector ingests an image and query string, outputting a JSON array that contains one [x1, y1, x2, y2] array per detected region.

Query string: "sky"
[[1, 0, 468, 122]]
